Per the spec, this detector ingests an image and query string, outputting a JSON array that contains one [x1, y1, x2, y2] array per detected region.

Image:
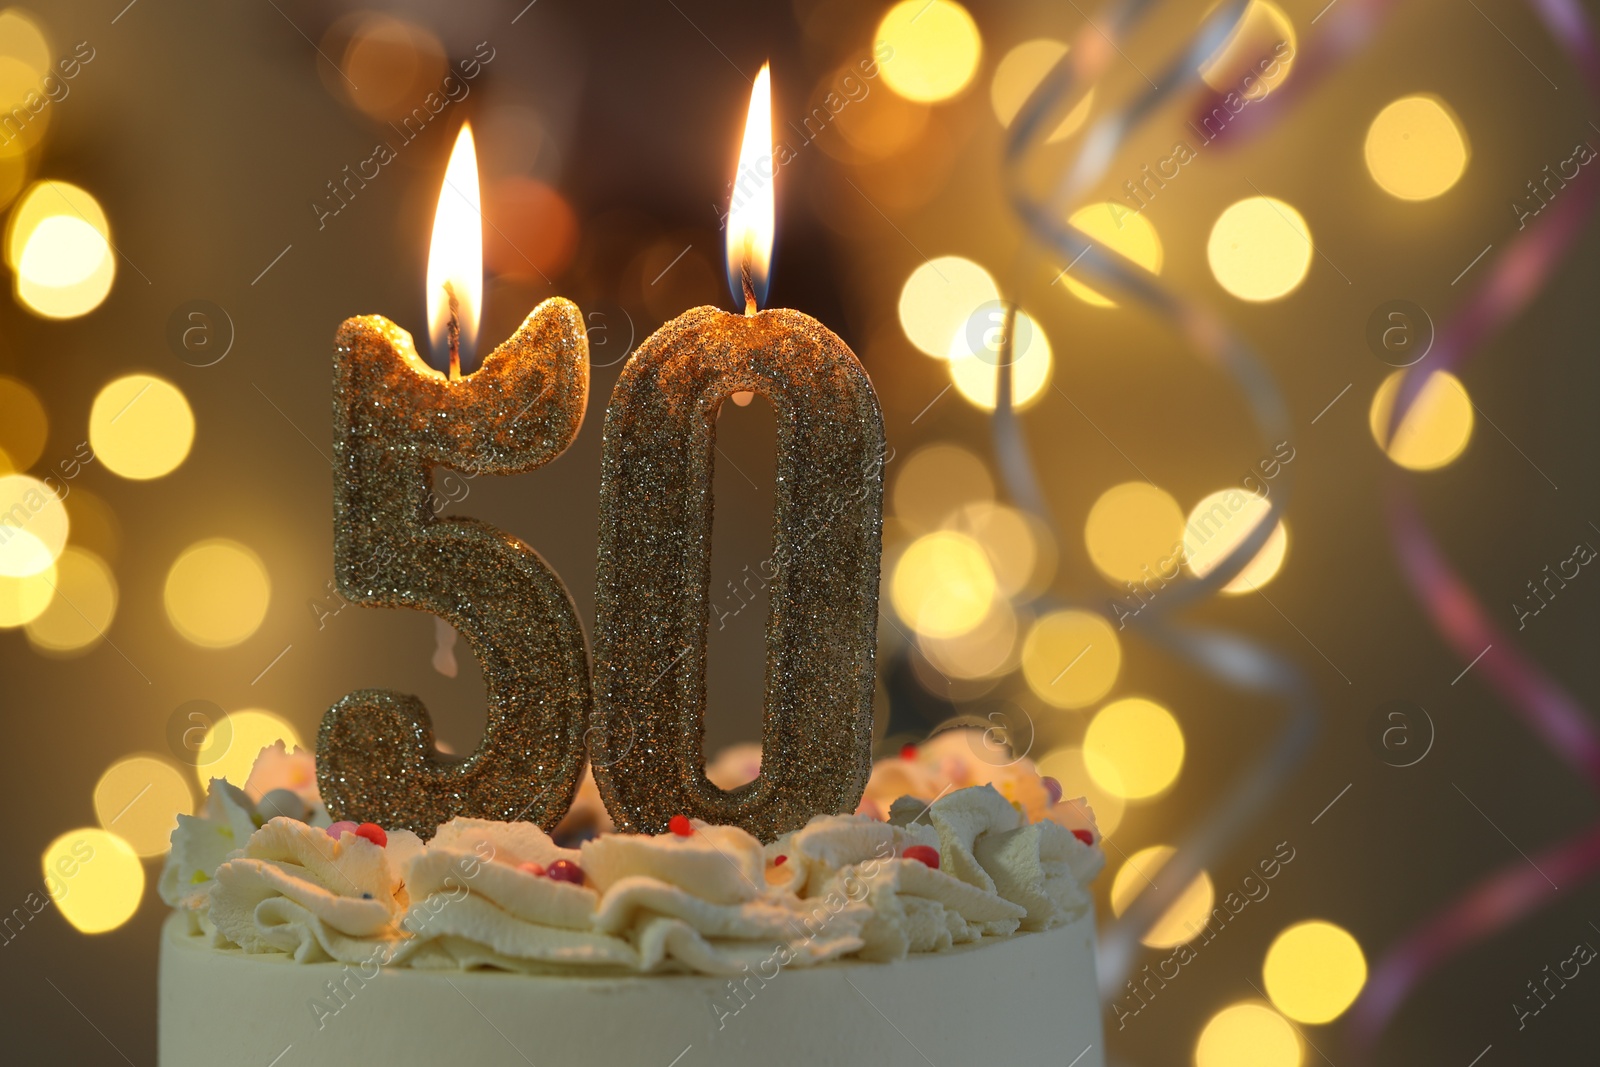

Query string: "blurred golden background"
[[2, 0, 1598, 1063]]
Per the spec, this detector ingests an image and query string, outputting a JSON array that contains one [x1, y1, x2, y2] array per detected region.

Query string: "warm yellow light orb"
[[1111, 844, 1216, 947], [1207, 196, 1313, 302], [876, 0, 982, 103], [1020, 609, 1121, 709], [196, 709, 304, 790], [892, 531, 997, 638], [1195, 1002, 1302, 1067], [1063, 202, 1164, 308], [16, 214, 115, 318], [6, 182, 109, 268], [1263, 920, 1368, 1023], [0, 473, 68, 576], [1085, 482, 1187, 586], [918, 598, 1019, 680], [0, 549, 54, 626], [89, 374, 195, 480], [41, 828, 145, 934], [892, 443, 994, 530], [25, 547, 116, 654], [1199, 1, 1298, 99], [898, 256, 1000, 360], [1086, 697, 1185, 798], [1365, 95, 1468, 201], [948, 307, 1052, 411], [164, 539, 271, 648], [1036, 745, 1126, 837], [93, 755, 193, 857], [1368, 369, 1474, 471], [990, 39, 1094, 141], [1184, 489, 1288, 593], [947, 501, 1042, 597], [0, 374, 47, 471]]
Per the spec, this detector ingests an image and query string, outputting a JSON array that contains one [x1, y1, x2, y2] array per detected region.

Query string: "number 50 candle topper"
[[319, 70, 886, 843]]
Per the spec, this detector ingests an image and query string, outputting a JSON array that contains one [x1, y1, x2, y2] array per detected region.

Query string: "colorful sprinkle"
[[326, 820, 358, 839], [353, 822, 388, 847], [518, 861, 547, 877], [360, 892, 373, 900], [902, 845, 940, 869], [773, 854, 788, 866], [900, 743, 918, 760], [547, 859, 585, 886], [1042, 776, 1063, 805], [1072, 828, 1095, 846], [668, 814, 694, 837]]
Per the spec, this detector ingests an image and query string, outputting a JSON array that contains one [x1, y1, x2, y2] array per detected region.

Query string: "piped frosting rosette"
[[392, 817, 868, 975], [161, 748, 1104, 977]]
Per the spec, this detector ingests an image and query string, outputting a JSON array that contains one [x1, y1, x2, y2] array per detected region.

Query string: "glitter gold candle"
[[591, 65, 886, 840], [317, 126, 592, 835]]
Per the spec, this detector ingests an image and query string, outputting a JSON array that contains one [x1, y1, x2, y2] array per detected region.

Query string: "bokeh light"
[[898, 255, 999, 359], [89, 374, 195, 480], [876, 0, 982, 103], [1020, 609, 1121, 709], [485, 176, 579, 281], [1365, 95, 1468, 201], [1111, 844, 1216, 947], [41, 828, 144, 934], [1036, 745, 1125, 837], [326, 13, 446, 122], [16, 213, 114, 318], [891, 530, 997, 638], [0, 551, 53, 625], [164, 539, 271, 648], [1195, 1001, 1302, 1067], [832, 64, 931, 161], [0, 9, 53, 166], [945, 501, 1046, 597], [24, 547, 115, 654], [1207, 196, 1313, 302], [918, 598, 1019, 679], [1263, 920, 1368, 1023], [196, 709, 303, 790], [948, 307, 1052, 410], [1063, 201, 1164, 308], [1085, 481, 1187, 586], [0, 374, 46, 470], [1369, 369, 1474, 470], [990, 39, 1093, 141], [93, 755, 193, 857], [892, 442, 994, 530], [1184, 489, 1288, 593], [1199, 1, 1298, 98], [61, 488, 119, 562], [1086, 697, 1185, 798], [0, 473, 67, 575], [7, 181, 109, 268]]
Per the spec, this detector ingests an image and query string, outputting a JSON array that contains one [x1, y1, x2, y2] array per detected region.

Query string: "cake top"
[[161, 734, 1103, 978]]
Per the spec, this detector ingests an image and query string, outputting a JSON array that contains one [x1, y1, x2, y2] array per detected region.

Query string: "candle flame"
[[427, 123, 483, 377], [726, 63, 774, 315]]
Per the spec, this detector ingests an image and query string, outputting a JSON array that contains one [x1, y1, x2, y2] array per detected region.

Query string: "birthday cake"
[[157, 736, 1107, 1066]]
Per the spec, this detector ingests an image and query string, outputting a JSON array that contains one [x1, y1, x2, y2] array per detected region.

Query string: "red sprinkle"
[[899, 743, 918, 760], [353, 823, 387, 848], [773, 854, 788, 866], [547, 859, 586, 886], [902, 845, 940, 869], [668, 814, 694, 837], [518, 861, 546, 877], [1072, 829, 1095, 846]]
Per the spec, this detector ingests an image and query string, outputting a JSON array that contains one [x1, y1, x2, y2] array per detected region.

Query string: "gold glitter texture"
[[318, 297, 592, 836], [593, 306, 885, 841]]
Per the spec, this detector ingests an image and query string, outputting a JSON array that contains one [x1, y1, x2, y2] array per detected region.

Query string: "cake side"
[[160, 907, 1106, 1067]]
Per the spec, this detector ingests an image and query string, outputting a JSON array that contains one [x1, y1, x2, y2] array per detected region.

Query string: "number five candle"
[[592, 65, 887, 840], [317, 125, 593, 834]]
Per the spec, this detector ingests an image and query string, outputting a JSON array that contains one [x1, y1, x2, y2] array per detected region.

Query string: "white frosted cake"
[[157, 739, 1107, 1066]]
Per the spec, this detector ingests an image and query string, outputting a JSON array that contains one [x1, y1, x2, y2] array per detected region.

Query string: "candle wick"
[[444, 282, 461, 380], [741, 261, 758, 317]]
